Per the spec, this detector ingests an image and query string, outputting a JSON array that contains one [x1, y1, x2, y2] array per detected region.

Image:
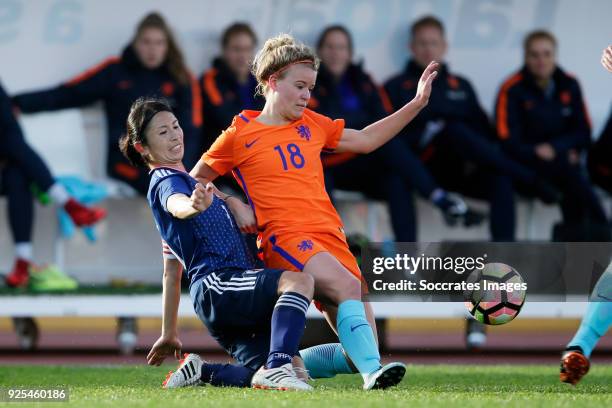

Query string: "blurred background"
[[0, 0, 611, 363]]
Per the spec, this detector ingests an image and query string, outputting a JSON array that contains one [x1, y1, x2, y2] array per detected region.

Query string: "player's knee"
[[279, 271, 314, 300], [339, 276, 361, 301], [326, 276, 361, 305], [294, 272, 314, 299]]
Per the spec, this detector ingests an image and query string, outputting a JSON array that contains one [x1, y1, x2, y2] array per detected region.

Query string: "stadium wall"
[[1, 0, 611, 131]]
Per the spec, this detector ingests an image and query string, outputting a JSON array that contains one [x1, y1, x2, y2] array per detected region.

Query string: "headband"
[[269, 59, 316, 79]]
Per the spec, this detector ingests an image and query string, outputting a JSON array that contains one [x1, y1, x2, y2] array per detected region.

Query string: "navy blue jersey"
[[495, 66, 591, 161], [0, 80, 56, 191], [147, 167, 255, 287], [384, 60, 493, 145], [0, 81, 21, 149], [310, 63, 389, 131], [200, 58, 265, 151]]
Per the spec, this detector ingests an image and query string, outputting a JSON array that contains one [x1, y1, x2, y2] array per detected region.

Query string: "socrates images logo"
[[463, 263, 527, 325]]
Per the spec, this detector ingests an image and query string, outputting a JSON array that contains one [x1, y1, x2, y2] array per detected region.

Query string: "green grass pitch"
[[1, 364, 611, 407]]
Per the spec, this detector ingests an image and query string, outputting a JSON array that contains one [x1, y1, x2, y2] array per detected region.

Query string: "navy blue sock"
[[200, 363, 254, 387], [266, 291, 309, 369]]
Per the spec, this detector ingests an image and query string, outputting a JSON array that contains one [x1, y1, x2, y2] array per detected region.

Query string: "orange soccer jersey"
[[203, 108, 346, 240]]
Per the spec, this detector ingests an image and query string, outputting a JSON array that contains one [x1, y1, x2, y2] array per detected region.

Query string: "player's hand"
[[535, 143, 556, 161], [602, 45, 612, 73], [147, 334, 183, 366], [226, 197, 258, 233], [414, 61, 439, 108], [190, 182, 214, 213]]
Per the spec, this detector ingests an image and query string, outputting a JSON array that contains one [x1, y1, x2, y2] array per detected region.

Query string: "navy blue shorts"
[[191, 268, 284, 371]]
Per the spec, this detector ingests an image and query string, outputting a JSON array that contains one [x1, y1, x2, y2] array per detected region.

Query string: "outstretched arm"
[[166, 182, 214, 219], [12, 59, 114, 113], [334, 61, 439, 154], [147, 258, 183, 366]]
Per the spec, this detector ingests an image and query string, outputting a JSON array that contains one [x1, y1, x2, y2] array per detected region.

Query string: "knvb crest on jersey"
[[297, 239, 314, 252], [296, 124, 311, 141]]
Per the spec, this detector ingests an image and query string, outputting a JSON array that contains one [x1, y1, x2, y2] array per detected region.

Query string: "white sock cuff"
[[48, 183, 70, 206], [15, 242, 33, 261]]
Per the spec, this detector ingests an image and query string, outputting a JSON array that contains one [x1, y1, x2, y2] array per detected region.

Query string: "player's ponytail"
[[120, 97, 173, 167], [251, 33, 319, 97]]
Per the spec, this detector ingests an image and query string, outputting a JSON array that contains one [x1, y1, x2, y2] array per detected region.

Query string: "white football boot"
[[162, 353, 204, 388], [362, 362, 406, 390], [251, 363, 313, 391]]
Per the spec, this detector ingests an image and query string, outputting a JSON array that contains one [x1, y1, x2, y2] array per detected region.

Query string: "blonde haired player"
[[191, 34, 438, 389]]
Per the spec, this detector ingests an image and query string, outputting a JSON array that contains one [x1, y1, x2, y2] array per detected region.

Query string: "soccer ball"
[[464, 263, 526, 325]]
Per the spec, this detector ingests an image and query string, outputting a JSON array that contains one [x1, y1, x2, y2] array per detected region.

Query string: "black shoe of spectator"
[[533, 179, 562, 204], [438, 194, 486, 227], [462, 209, 487, 227], [437, 194, 465, 226]]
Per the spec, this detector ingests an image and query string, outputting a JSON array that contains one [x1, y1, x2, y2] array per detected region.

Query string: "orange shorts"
[[260, 229, 361, 280]]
